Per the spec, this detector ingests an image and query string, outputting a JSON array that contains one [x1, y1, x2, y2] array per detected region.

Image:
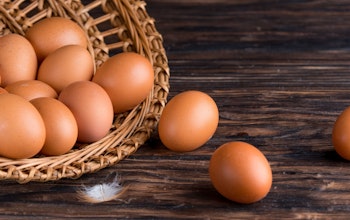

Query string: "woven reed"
[[0, 0, 170, 183]]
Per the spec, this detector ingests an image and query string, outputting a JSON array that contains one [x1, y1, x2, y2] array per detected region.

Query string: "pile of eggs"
[[0, 16, 273, 205], [0, 17, 154, 159]]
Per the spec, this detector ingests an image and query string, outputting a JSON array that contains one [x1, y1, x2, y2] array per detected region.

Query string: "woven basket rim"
[[0, 0, 170, 183]]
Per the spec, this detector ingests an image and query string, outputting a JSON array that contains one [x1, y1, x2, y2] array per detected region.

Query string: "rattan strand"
[[0, 0, 170, 183]]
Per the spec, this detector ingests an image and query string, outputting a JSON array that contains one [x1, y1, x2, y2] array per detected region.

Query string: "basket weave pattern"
[[0, 0, 170, 183]]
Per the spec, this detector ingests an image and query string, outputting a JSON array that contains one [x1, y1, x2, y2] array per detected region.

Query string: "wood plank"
[[2, 0, 350, 218]]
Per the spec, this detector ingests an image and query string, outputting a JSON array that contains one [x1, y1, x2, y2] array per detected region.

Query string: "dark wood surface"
[[3, 0, 350, 219]]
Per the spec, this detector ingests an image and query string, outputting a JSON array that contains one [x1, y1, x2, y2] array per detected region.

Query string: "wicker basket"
[[0, 0, 170, 183]]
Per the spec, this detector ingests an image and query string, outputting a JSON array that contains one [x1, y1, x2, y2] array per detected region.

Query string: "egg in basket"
[[0, 0, 170, 183]]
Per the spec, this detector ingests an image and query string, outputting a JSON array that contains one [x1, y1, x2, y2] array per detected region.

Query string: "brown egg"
[[158, 90, 219, 152], [0, 34, 37, 87], [37, 45, 94, 93], [25, 17, 88, 62], [92, 52, 154, 113], [332, 106, 350, 160], [58, 81, 114, 143], [209, 141, 272, 204], [5, 80, 57, 101], [0, 93, 45, 159], [31, 97, 78, 156]]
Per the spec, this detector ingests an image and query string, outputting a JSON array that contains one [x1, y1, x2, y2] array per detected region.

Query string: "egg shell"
[[30, 97, 78, 156], [5, 80, 57, 101], [0, 34, 37, 87], [158, 90, 219, 152], [25, 17, 88, 62], [37, 45, 94, 93], [0, 93, 46, 159], [92, 52, 154, 113], [209, 141, 272, 204], [58, 81, 114, 143], [332, 106, 350, 160]]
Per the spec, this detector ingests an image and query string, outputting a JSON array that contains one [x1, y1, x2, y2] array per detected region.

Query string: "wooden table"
[[2, 0, 350, 219]]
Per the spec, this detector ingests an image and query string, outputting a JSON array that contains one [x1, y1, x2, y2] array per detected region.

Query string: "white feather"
[[77, 174, 126, 203]]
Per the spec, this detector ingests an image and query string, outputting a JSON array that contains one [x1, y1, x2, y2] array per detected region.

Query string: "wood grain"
[[2, 0, 350, 219]]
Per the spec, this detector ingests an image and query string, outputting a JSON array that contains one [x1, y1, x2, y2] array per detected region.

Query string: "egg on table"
[[209, 141, 272, 204], [332, 106, 350, 160], [158, 90, 219, 152]]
